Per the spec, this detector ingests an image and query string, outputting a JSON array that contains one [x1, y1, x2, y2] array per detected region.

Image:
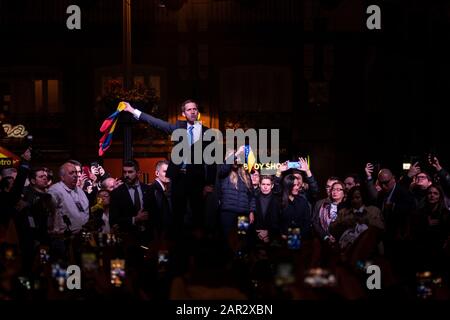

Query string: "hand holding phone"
[[82, 166, 90, 177]]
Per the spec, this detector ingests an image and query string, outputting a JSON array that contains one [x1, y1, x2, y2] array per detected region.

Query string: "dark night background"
[[1, 0, 449, 185]]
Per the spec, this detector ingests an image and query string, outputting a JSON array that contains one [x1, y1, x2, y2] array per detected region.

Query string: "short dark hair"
[[123, 159, 140, 171], [260, 175, 273, 183], [181, 99, 198, 112], [327, 176, 341, 182], [345, 186, 369, 208], [29, 167, 48, 180], [344, 173, 362, 185]]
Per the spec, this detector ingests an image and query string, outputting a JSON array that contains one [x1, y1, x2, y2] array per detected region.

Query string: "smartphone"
[[287, 161, 301, 170], [18, 276, 32, 291], [51, 263, 67, 292], [39, 246, 50, 264], [110, 259, 126, 287], [158, 250, 169, 265], [157, 250, 169, 273], [237, 215, 250, 235], [287, 227, 301, 250], [82, 166, 90, 176], [275, 263, 295, 287], [81, 252, 98, 272], [304, 267, 337, 288]]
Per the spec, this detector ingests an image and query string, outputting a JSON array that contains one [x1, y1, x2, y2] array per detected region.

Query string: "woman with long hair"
[[280, 174, 312, 239], [218, 146, 256, 246], [414, 184, 450, 275]]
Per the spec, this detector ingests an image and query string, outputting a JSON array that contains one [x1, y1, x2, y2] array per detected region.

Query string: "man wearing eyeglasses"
[[376, 168, 416, 285], [396, 162, 433, 209]]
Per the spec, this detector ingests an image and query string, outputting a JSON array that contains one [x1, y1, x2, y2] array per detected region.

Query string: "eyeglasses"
[[378, 179, 391, 186], [331, 188, 344, 192], [416, 175, 428, 180]]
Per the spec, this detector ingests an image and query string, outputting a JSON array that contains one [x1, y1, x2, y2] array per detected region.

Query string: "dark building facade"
[[1, 0, 449, 183]]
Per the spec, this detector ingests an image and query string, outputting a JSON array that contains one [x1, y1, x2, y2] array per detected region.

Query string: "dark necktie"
[[181, 125, 194, 169], [133, 185, 141, 212], [188, 125, 194, 145]]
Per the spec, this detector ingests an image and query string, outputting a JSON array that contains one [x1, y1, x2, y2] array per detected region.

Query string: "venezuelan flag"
[[98, 102, 126, 156]]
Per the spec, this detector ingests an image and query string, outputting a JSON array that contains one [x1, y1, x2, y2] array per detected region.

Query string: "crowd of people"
[[1, 100, 449, 300]]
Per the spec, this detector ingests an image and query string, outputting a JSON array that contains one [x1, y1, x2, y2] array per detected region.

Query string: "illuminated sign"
[[2, 123, 28, 138], [0, 146, 20, 167]]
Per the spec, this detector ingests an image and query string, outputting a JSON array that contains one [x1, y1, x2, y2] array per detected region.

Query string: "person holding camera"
[[273, 157, 319, 205]]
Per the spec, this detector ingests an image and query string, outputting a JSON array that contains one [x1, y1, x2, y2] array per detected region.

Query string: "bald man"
[[48, 162, 90, 235]]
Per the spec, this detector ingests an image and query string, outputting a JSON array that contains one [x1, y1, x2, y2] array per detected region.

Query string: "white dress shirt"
[[48, 182, 89, 234]]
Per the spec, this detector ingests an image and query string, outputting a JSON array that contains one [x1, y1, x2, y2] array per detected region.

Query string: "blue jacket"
[[218, 164, 256, 214]]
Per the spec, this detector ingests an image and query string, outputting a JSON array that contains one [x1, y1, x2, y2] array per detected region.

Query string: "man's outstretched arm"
[[124, 102, 177, 134]]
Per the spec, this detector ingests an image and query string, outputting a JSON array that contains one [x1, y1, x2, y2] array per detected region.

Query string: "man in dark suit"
[[376, 168, 416, 284], [254, 175, 280, 244], [109, 159, 152, 244], [148, 160, 172, 241], [123, 100, 216, 236]]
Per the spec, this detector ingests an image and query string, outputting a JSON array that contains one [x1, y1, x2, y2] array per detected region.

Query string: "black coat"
[[377, 183, 416, 241], [109, 182, 152, 233], [148, 180, 172, 233], [281, 195, 312, 239], [139, 112, 216, 185], [254, 193, 281, 236]]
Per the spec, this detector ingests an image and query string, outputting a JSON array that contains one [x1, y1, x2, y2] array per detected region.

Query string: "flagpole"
[[123, 0, 133, 161]]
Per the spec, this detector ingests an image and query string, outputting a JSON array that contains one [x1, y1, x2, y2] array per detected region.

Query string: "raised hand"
[[428, 155, 443, 171], [279, 161, 288, 173], [407, 162, 421, 178], [365, 163, 374, 179], [298, 157, 312, 176], [123, 102, 135, 113]]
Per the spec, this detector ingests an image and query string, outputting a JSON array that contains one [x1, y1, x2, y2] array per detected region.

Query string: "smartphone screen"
[[275, 263, 295, 287], [81, 252, 98, 272], [287, 161, 301, 169], [287, 227, 301, 250], [110, 259, 126, 287], [82, 166, 90, 176], [237, 215, 250, 235], [51, 263, 67, 292]]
